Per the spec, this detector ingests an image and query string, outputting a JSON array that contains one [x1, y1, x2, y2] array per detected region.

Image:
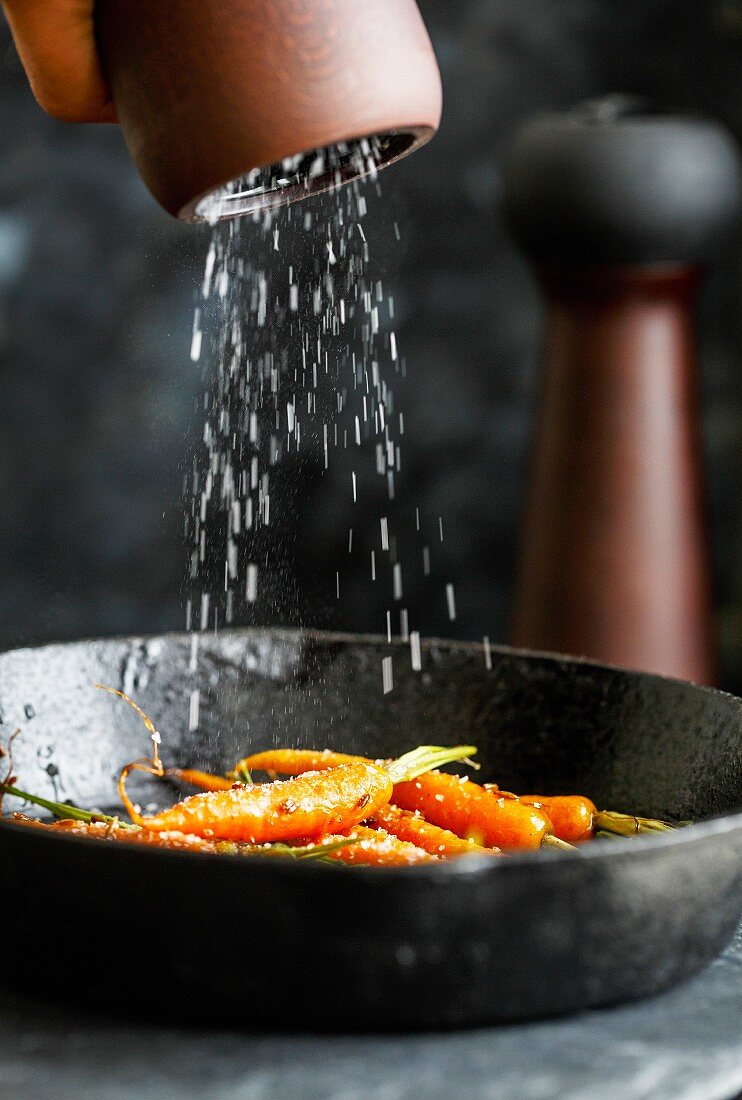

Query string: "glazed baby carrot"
[[136, 745, 477, 842], [233, 747, 378, 776], [8, 813, 221, 852], [368, 803, 500, 858], [130, 762, 394, 843], [519, 794, 597, 843], [165, 767, 233, 792], [392, 771, 559, 851], [516, 794, 678, 839], [315, 825, 438, 866]]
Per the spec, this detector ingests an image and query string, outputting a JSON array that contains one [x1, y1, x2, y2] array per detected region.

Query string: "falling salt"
[[446, 583, 457, 621], [382, 656, 393, 695], [190, 310, 203, 362], [184, 148, 439, 666], [188, 689, 200, 731], [246, 563, 258, 603], [393, 563, 403, 600], [483, 635, 492, 671], [202, 246, 216, 297], [410, 631, 422, 671]]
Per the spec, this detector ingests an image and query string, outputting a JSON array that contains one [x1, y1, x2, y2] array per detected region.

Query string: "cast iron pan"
[[0, 629, 740, 1029]]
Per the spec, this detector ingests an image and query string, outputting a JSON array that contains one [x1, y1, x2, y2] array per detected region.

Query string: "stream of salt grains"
[[185, 158, 486, 726]]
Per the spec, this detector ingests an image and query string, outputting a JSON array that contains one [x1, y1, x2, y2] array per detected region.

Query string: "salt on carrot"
[[392, 771, 557, 851], [135, 762, 394, 843], [518, 794, 597, 843], [316, 825, 438, 866], [368, 803, 500, 858]]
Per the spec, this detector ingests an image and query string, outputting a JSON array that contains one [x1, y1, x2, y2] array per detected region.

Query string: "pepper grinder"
[[503, 98, 742, 683]]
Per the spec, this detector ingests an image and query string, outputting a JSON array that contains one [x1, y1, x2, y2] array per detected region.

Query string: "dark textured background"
[[3, 1, 742, 685]]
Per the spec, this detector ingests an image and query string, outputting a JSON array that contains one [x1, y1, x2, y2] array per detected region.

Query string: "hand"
[[2, 0, 116, 122]]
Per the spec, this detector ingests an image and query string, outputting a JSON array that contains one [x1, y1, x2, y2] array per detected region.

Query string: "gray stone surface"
[[0, 924, 740, 1100]]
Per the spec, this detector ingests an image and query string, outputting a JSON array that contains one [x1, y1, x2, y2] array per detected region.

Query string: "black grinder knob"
[[503, 95, 741, 266], [502, 97, 742, 682]]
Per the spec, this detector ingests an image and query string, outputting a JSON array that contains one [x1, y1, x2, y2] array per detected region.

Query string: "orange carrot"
[[392, 771, 554, 850], [519, 795, 597, 843], [135, 762, 393, 843], [231, 748, 556, 850], [234, 747, 371, 776], [317, 825, 437, 866], [8, 813, 220, 852], [165, 767, 233, 792], [163, 758, 671, 844], [368, 804, 500, 858]]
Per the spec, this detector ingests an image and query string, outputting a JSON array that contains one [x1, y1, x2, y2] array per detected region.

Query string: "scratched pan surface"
[[0, 629, 741, 1029]]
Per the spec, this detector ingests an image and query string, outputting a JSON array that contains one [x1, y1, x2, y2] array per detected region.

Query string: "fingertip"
[[33, 89, 118, 125]]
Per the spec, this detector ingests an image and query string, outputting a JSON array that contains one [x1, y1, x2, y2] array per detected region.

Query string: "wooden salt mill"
[[504, 98, 742, 683], [95, 0, 441, 221]]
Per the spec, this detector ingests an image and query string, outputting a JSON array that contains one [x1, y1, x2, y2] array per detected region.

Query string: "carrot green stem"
[[232, 763, 252, 785], [542, 834, 575, 851], [216, 837, 361, 861], [594, 810, 680, 837], [386, 745, 477, 785], [0, 783, 130, 827]]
